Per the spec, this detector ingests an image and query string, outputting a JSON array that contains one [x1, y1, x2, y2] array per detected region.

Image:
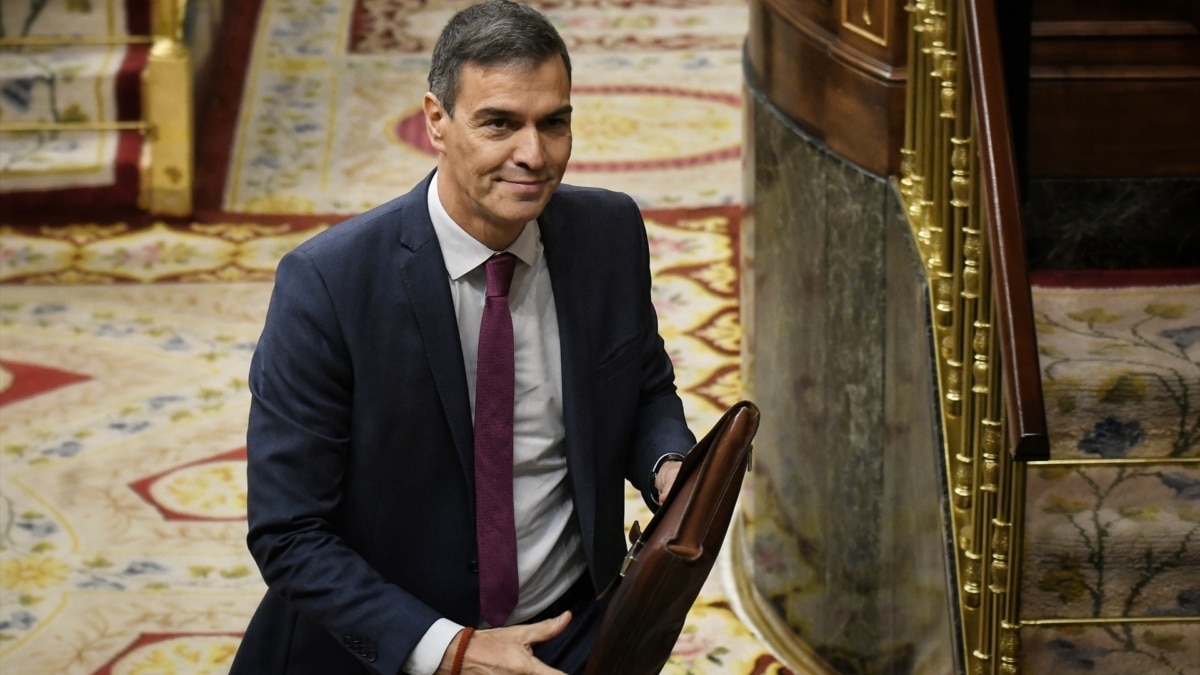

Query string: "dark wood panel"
[[1031, 20, 1200, 70], [747, 0, 1200, 178], [759, 6, 830, 137], [825, 54, 907, 174], [1025, 0, 1200, 176], [746, 0, 909, 176], [1028, 79, 1200, 176], [1032, 0, 1197, 23]]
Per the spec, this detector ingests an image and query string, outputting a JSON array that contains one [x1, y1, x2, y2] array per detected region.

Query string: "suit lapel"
[[539, 199, 599, 567], [396, 179, 476, 496]]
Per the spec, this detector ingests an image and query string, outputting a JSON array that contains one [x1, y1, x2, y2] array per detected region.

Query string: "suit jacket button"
[[366, 649, 378, 662], [343, 635, 353, 646], [468, 561, 478, 573]]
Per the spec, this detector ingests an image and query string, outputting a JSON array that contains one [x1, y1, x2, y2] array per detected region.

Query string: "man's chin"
[[497, 197, 552, 224], [501, 210, 544, 228]]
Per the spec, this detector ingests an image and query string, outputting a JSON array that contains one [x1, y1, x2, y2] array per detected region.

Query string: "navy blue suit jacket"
[[233, 173, 695, 674]]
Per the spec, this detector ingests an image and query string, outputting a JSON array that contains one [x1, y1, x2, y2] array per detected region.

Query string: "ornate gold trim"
[[899, 1, 1040, 671]]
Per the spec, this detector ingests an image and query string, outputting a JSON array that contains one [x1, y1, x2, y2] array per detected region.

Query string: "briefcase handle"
[[666, 401, 759, 559]]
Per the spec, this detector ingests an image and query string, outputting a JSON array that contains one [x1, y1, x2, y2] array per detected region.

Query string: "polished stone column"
[[737, 73, 956, 674]]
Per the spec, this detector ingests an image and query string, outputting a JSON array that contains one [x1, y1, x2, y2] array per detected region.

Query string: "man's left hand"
[[654, 460, 682, 504]]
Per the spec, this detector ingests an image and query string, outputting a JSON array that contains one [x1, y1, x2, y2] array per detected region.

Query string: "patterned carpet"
[[223, 0, 745, 214], [1021, 270, 1200, 675], [0, 1, 799, 673]]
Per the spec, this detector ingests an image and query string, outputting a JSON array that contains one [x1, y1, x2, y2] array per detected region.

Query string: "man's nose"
[[512, 126, 546, 169]]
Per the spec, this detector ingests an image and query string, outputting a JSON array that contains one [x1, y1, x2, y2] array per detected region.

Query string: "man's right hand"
[[436, 611, 572, 675]]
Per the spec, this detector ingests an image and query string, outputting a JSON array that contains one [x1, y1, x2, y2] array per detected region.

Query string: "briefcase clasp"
[[620, 537, 644, 578]]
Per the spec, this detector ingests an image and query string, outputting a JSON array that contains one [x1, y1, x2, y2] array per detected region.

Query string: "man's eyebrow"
[[472, 107, 516, 120], [471, 105, 574, 120]]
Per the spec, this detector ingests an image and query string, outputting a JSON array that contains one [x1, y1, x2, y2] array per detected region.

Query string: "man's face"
[[424, 57, 573, 249]]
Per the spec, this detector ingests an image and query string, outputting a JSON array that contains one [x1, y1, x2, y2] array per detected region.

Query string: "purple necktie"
[[475, 252, 519, 627]]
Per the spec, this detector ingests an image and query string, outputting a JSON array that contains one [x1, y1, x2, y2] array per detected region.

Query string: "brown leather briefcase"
[[585, 400, 760, 675]]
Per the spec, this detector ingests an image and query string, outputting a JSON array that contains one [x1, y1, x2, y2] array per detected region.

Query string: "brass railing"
[[0, 0, 193, 216], [897, 0, 1048, 672]]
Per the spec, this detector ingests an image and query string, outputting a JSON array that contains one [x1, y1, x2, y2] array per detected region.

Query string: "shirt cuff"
[[403, 618, 464, 675], [649, 452, 687, 506]]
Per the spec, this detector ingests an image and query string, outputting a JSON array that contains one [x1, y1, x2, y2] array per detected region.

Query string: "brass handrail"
[[960, 0, 1048, 462]]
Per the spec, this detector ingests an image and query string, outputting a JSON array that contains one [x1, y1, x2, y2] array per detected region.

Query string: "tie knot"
[[485, 253, 517, 298]]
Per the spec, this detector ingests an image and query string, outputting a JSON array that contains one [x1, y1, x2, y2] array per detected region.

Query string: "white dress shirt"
[[404, 173, 587, 674]]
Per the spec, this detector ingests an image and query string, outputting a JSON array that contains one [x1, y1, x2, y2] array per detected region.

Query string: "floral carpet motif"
[[348, 0, 750, 54], [1033, 279, 1200, 461], [226, 0, 746, 214], [1021, 275, 1200, 675]]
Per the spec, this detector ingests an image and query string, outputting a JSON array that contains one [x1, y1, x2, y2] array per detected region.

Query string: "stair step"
[[1021, 270, 1200, 623], [0, 0, 152, 211], [2, 0, 150, 38], [1032, 270, 1200, 461]]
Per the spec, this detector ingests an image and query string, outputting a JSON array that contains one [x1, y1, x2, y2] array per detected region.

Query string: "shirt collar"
[[427, 171, 541, 281]]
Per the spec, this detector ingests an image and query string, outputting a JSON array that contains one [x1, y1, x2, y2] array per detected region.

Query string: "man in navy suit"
[[231, 1, 695, 674]]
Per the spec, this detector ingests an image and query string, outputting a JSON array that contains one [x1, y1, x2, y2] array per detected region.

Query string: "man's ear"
[[423, 92, 447, 152]]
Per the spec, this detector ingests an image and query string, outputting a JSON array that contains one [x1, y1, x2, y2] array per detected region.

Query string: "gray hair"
[[428, 0, 572, 116]]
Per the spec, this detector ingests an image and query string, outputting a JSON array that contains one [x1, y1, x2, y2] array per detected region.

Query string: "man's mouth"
[[500, 178, 549, 195]]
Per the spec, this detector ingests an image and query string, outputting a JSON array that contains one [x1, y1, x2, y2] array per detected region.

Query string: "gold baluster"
[[953, 450, 974, 511], [963, 549, 982, 610], [999, 621, 1021, 674]]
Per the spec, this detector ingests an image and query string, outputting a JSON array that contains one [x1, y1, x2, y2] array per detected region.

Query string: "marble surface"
[[739, 77, 955, 674], [1024, 177, 1200, 270]]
